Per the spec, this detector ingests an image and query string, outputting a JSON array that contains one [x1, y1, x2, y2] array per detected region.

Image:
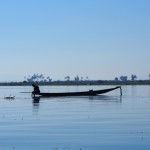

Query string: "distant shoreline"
[[0, 80, 150, 86]]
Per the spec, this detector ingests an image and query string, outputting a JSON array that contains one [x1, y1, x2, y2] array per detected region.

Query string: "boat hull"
[[33, 86, 121, 97]]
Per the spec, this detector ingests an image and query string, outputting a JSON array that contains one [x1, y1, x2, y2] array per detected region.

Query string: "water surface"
[[0, 85, 150, 150]]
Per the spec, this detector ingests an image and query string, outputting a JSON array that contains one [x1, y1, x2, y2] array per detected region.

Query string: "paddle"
[[20, 92, 32, 93]]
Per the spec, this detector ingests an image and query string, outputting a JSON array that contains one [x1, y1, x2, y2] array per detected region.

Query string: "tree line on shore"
[[24, 74, 150, 82], [0, 74, 150, 86]]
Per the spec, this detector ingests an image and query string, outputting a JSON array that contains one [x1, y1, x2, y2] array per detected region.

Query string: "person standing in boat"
[[32, 84, 40, 94]]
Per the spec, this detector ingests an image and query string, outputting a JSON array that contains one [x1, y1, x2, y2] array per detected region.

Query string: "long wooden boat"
[[33, 86, 122, 97]]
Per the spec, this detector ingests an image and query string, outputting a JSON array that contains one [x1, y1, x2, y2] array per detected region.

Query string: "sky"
[[0, 0, 150, 81]]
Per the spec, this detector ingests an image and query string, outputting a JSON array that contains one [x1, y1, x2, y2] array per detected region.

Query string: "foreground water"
[[0, 85, 150, 150]]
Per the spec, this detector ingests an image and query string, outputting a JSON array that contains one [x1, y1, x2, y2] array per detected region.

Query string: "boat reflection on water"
[[32, 95, 122, 114], [88, 95, 122, 103], [32, 97, 40, 115], [32, 96, 40, 104], [32, 95, 122, 104], [32, 97, 40, 113]]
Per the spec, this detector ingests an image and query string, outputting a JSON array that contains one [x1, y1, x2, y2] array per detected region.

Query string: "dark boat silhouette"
[[33, 86, 122, 97]]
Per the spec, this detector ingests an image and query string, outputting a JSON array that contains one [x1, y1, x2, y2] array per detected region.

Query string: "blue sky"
[[0, 0, 150, 81]]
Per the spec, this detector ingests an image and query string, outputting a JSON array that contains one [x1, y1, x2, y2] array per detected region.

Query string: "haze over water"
[[0, 85, 150, 150]]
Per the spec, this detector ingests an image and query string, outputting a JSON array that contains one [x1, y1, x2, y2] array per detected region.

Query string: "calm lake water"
[[0, 85, 150, 150]]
